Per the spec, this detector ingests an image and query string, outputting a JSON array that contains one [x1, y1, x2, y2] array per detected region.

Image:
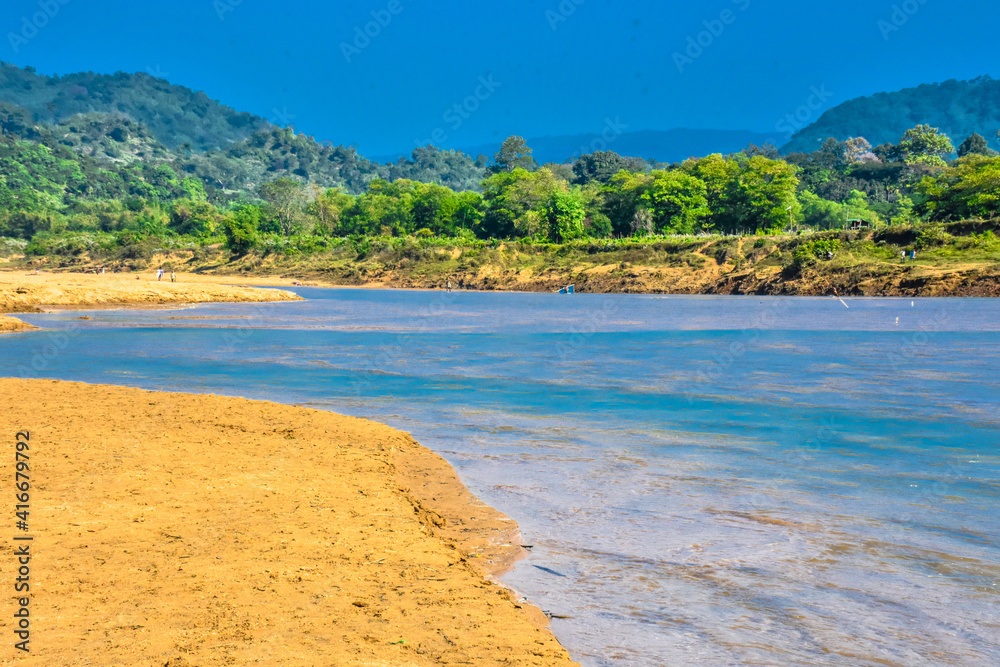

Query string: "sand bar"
[[0, 379, 577, 665], [0, 271, 304, 314]]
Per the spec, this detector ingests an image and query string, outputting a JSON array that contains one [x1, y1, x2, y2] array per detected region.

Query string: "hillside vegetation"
[[1, 63, 998, 298], [783, 76, 1000, 154]]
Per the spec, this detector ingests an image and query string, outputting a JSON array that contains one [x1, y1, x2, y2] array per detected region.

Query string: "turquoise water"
[[3, 290, 999, 666]]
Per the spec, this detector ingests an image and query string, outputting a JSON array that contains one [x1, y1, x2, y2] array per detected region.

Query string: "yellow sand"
[[0, 315, 37, 333], [0, 271, 303, 314], [0, 379, 577, 666]]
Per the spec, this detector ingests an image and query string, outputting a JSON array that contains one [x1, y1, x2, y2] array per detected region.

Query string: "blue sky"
[[2, 0, 997, 155]]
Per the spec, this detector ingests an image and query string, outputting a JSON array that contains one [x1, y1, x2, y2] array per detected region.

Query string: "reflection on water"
[[4, 291, 999, 666]]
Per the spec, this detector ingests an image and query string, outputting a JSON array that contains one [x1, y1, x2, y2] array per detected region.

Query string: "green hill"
[[0, 62, 488, 197], [0, 62, 264, 151], [782, 76, 1000, 153]]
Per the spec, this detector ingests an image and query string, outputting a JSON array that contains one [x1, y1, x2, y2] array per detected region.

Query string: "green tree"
[[572, 151, 631, 184], [642, 171, 710, 234], [310, 187, 354, 235], [733, 157, 801, 233], [169, 199, 219, 236], [488, 136, 537, 175], [222, 205, 262, 256], [480, 168, 560, 238], [681, 154, 742, 232], [601, 170, 654, 236], [259, 178, 306, 235], [957, 133, 996, 158], [916, 154, 1000, 220], [545, 190, 586, 242], [180, 177, 208, 201], [897, 125, 955, 166]]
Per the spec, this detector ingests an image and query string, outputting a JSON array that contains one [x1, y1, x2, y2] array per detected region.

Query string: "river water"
[[3, 289, 998, 666]]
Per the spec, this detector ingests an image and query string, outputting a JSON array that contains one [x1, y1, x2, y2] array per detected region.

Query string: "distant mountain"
[[372, 128, 778, 165], [0, 63, 484, 196], [0, 61, 265, 152], [782, 76, 1000, 154]]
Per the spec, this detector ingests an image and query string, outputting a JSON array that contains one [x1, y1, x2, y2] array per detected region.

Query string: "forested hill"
[[782, 76, 1000, 154], [0, 62, 491, 196], [0, 61, 265, 151]]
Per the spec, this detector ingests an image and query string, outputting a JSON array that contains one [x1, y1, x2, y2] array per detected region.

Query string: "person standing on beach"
[[447, 280, 453, 292], [171, 271, 176, 283], [157, 268, 164, 281]]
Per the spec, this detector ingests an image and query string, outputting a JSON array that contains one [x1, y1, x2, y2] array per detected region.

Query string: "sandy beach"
[[0, 270, 305, 315], [0, 379, 577, 665]]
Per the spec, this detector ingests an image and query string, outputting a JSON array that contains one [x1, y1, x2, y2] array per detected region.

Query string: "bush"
[[792, 238, 841, 267], [916, 223, 952, 250]]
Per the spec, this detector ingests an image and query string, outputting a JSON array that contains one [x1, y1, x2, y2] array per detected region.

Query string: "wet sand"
[[0, 271, 304, 314], [0, 379, 577, 666]]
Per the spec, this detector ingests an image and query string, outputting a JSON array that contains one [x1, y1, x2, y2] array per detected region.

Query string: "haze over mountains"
[[1, 61, 998, 197]]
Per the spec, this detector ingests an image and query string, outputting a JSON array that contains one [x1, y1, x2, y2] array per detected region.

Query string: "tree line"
[[2, 125, 998, 259]]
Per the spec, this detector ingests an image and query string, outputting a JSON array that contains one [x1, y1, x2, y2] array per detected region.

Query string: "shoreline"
[[4, 263, 1000, 299], [0, 379, 577, 665], [0, 270, 304, 316]]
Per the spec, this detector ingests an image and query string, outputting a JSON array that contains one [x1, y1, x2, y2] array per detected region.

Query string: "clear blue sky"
[[1, 0, 997, 155]]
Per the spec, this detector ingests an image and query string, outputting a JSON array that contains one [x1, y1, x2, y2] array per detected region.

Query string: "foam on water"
[[3, 291, 998, 665]]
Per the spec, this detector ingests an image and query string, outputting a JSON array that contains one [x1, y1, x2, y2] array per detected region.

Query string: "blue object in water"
[[568, 285, 575, 294]]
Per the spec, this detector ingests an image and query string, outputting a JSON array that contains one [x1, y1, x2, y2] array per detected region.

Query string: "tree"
[[916, 154, 1000, 220], [642, 171, 710, 234], [813, 138, 848, 170], [488, 136, 537, 175], [169, 199, 219, 236], [957, 133, 996, 158], [480, 168, 559, 238], [545, 190, 586, 242], [733, 157, 801, 233], [259, 178, 306, 235], [844, 137, 874, 163], [739, 143, 780, 160], [572, 151, 631, 184], [601, 170, 654, 237], [681, 153, 741, 232], [896, 125, 955, 166], [310, 187, 354, 235], [222, 205, 261, 256]]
